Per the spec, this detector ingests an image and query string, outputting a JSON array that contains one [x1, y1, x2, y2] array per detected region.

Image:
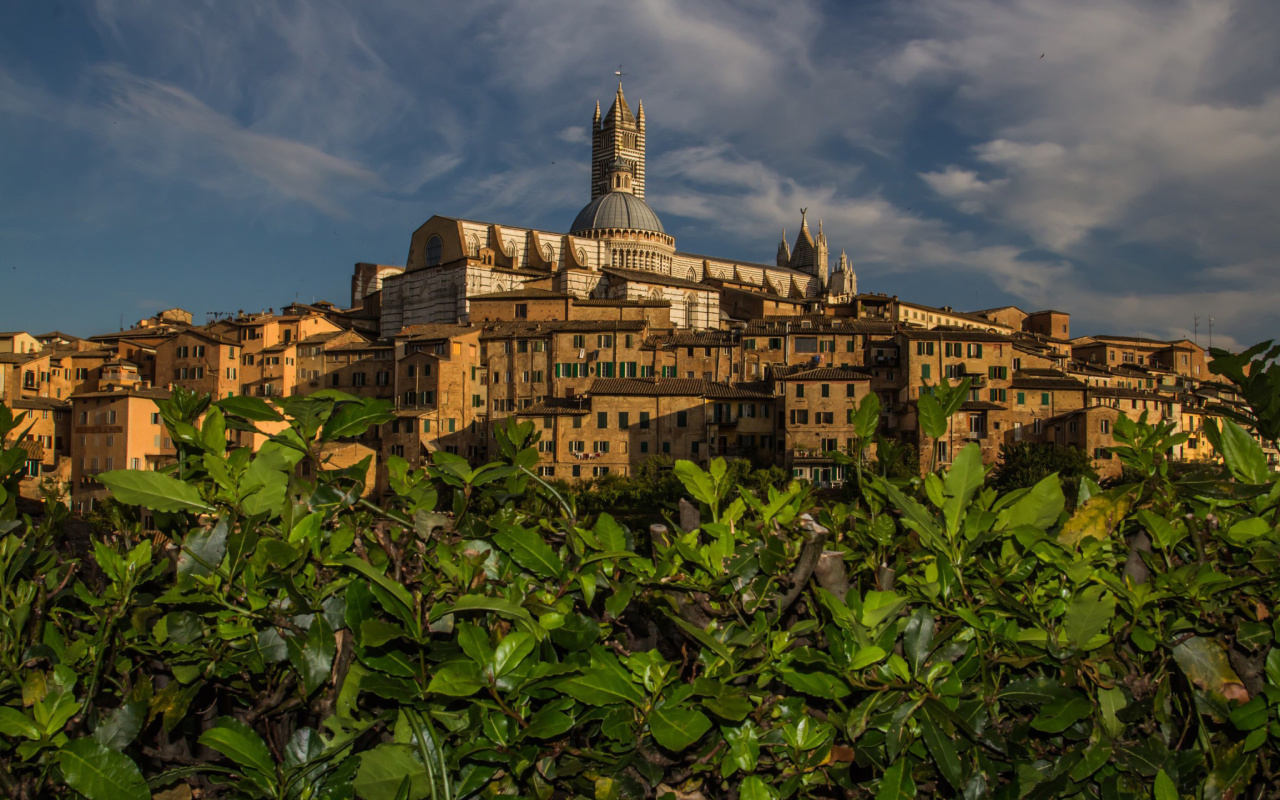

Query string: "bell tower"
[[592, 83, 646, 200]]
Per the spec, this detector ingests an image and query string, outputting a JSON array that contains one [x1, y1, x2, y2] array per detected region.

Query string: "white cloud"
[[558, 126, 588, 144]]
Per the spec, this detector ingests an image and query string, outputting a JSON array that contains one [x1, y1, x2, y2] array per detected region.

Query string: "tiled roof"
[[898, 329, 1014, 343], [11, 397, 70, 410], [516, 398, 592, 416], [1012, 377, 1087, 390], [601, 267, 712, 292], [470, 288, 570, 301], [572, 298, 671, 307], [589, 378, 774, 399], [71, 387, 172, 401], [480, 320, 648, 339], [297, 331, 349, 345], [395, 324, 475, 341], [960, 400, 1006, 411], [742, 319, 895, 335], [775, 367, 872, 381], [642, 331, 737, 349], [0, 353, 35, 364]]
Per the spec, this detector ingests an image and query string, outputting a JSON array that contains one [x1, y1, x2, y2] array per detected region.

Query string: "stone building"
[[373, 83, 847, 335]]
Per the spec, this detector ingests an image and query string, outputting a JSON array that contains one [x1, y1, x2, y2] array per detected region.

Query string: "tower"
[[815, 218, 829, 288], [592, 83, 646, 200], [776, 229, 790, 268]]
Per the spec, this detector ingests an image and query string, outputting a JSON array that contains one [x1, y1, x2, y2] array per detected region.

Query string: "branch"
[[773, 515, 828, 621]]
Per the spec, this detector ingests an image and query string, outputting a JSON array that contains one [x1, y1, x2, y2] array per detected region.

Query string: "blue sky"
[[1, 0, 1277, 350]]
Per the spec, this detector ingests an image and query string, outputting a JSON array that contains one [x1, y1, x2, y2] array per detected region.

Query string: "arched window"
[[684, 295, 696, 328], [425, 235, 443, 267]]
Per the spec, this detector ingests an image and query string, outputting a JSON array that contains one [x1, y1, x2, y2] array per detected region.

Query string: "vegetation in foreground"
[[0, 345, 1277, 799]]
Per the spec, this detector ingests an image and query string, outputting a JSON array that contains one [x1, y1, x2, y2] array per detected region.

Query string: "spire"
[[607, 83, 635, 124], [776, 228, 791, 268], [800, 207, 809, 231], [593, 100, 601, 128], [637, 99, 645, 122]]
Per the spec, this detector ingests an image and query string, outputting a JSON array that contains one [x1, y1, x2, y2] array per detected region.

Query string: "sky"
[[1, 0, 1277, 350]]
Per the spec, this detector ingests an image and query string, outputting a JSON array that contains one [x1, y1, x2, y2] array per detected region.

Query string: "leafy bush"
[[0, 362, 1277, 799], [990, 442, 1098, 495]]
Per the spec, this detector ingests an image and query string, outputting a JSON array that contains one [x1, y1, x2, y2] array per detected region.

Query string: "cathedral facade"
[[374, 84, 857, 338]]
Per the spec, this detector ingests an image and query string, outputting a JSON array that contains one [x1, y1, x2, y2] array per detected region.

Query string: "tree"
[[990, 441, 1098, 494]]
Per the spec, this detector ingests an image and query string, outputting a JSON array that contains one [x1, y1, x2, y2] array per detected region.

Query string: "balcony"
[[710, 415, 738, 427]]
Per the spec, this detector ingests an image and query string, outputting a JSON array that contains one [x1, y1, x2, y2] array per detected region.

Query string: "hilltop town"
[[1, 85, 1266, 511]]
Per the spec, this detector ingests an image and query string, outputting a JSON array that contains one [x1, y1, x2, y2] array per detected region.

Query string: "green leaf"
[[443, 594, 534, 626], [1002, 474, 1066, 530], [920, 715, 964, 790], [97, 470, 211, 513], [287, 616, 336, 696], [663, 611, 734, 667], [918, 392, 947, 441], [559, 667, 643, 707], [330, 557, 417, 628], [903, 608, 935, 676], [1063, 585, 1116, 650], [492, 522, 564, 579], [361, 620, 408, 649], [849, 645, 888, 671], [177, 518, 229, 586], [321, 398, 396, 441], [198, 717, 276, 785], [1216, 418, 1269, 484], [1228, 696, 1267, 731], [523, 707, 575, 740], [490, 631, 535, 678], [649, 701, 713, 751], [942, 444, 986, 537], [1172, 636, 1250, 704], [427, 661, 486, 696], [0, 706, 40, 739], [1153, 770, 1177, 800], [1098, 686, 1127, 738], [1030, 693, 1092, 733], [673, 460, 718, 509], [875, 759, 916, 800], [353, 743, 430, 800], [739, 776, 778, 800], [58, 738, 150, 800], [217, 395, 283, 421], [92, 701, 146, 750]]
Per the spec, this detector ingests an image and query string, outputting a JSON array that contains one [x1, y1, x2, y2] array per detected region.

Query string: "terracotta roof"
[[572, 298, 671, 307], [776, 367, 872, 382], [326, 342, 393, 353], [601, 267, 713, 292], [516, 398, 592, 416], [589, 378, 773, 399], [36, 331, 81, 341], [394, 324, 475, 341], [642, 332, 737, 349], [470, 288, 570, 301], [71, 387, 171, 401], [480, 320, 648, 338], [960, 401, 1006, 411], [297, 331, 349, 345], [1013, 378, 1087, 391], [0, 353, 34, 364], [10, 397, 70, 410], [898, 329, 1014, 343], [743, 319, 895, 335]]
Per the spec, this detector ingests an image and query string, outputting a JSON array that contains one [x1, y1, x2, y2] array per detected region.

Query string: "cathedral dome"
[[570, 192, 666, 235]]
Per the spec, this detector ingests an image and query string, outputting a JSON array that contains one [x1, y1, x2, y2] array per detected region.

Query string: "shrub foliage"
[[0, 352, 1278, 799]]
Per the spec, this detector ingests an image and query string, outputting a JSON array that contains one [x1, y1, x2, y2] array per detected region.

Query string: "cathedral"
[[369, 83, 857, 337]]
